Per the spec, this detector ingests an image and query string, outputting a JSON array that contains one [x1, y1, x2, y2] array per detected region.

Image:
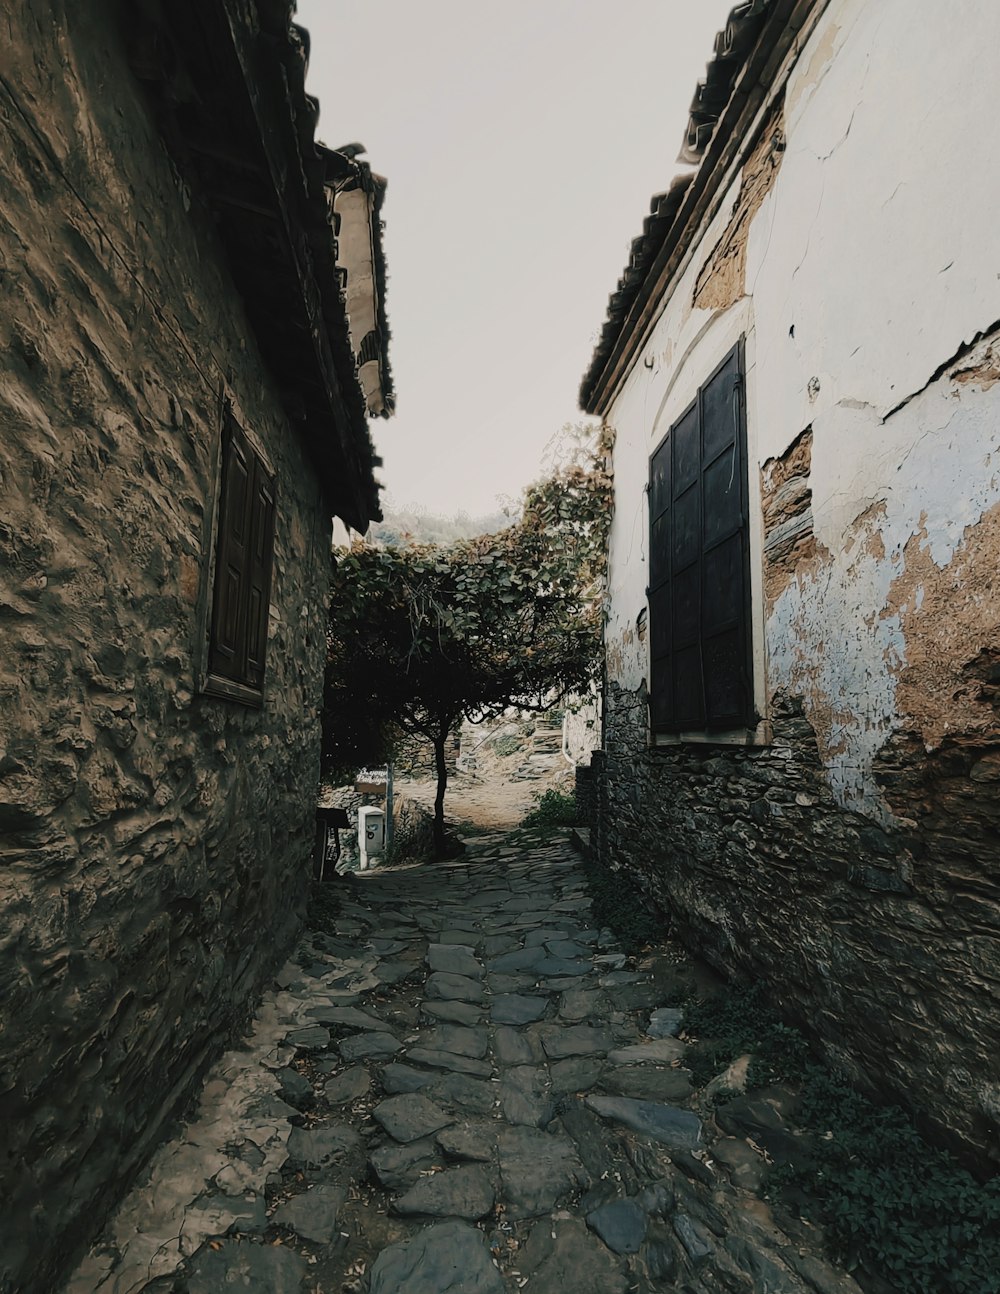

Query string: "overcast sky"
[[298, 0, 735, 518]]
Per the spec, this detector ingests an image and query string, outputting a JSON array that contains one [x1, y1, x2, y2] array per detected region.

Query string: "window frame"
[[203, 407, 276, 707], [646, 337, 761, 745]]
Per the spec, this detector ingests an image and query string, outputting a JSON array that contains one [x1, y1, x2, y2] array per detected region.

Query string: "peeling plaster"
[[605, 0, 1000, 816], [768, 343, 1000, 816]]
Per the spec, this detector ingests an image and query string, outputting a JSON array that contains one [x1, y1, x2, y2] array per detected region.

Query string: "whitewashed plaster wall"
[[604, 0, 1000, 817]]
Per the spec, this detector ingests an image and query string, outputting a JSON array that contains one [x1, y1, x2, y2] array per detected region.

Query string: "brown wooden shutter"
[[648, 340, 752, 733]]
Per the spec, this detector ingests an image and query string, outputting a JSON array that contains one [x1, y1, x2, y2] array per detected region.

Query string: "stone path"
[[66, 832, 862, 1294]]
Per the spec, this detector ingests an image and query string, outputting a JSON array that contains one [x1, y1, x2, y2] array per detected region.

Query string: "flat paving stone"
[[585, 1096, 702, 1150], [323, 1066, 371, 1104], [421, 999, 483, 1025], [487, 946, 548, 974], [185, 1239, 306, 1293], [284, 1024, 330, 1050], [339, 1031, 402, 1062], [546, 939, 590, 959], [425, 972, 486, 1003], [436, 1121, 497, 1162], [369, 1138, 441, 1190], [586, 1197, 648, 1254], [426, 944, 484, 978], [406, 1046, 492, 1077], [607, 1039, 686, 1066], [306, 1005, 394, 1032], [424, 1023, 489, 1058], [271, 1184, 347, 1245], [519, 1215, 628, 1294], [373, 1094, 453, 1143], [426, 1073, 497, 1114], [369, 1219, 505, 1294], [438, 929, 483, 946], [524, 927, 568, 946], [550, 1055, 605, 1094], [492, 1026, 540, 1067], [482, 934, 518, 956], [499, 1066, 553, 1128], [285, 1123, 362, 1170], [559, 989, 606, 1022], [381, 1062, 433, 1094], [600, 1065, 693, 1103], [648, 1006, 685, 1038], [488, 972, 540, 993], [377, 961, 419, 986], [275, 1067, 315, 1111], [491, 993, 548, 1025], [540, 1025, 613, 1059], [498, 1126, 590, 1218], [393, 1164, 496, 1220]]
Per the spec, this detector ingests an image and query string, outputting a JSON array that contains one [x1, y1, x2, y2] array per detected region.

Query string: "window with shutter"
[[648, 340, 753, 735], [206, 411, 275, 704]]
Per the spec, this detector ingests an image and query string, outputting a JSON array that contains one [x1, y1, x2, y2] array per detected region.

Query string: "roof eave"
[[581, 0, 828, 418]]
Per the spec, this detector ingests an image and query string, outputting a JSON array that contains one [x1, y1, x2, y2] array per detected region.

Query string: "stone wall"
[[597, 681, 1000, 1173], [0, 6, 331, 1289]]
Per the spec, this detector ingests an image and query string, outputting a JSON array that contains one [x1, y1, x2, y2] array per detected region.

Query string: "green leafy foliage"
[[493, 733, 523, 757], [581, 859, 665, 952], [324, 425, 613, 855], [520, 789, 578, 829], [306, 878, 346, 933], [781, 1069, 1000, 1294], [682, 983, 810, 1087], [683, 984, 1000, 1292]]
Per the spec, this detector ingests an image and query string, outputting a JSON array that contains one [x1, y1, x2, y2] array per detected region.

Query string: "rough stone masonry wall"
[[599, 669, 1000, 1174], [0, 6, 331, 1290]]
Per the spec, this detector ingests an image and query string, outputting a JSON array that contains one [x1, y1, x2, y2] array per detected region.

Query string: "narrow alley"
[[66, 824, 861, 1294]]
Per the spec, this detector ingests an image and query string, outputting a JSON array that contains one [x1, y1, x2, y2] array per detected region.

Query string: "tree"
[[323, 426, 613, 857]]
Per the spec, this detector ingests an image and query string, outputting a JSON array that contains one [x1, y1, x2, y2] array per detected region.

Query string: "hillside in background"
[[369, 504, 512, 547]]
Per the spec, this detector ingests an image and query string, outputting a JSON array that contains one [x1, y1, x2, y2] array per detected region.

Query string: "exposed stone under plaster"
[[692, 98, 785, 314], [595, 680, 1000, 1173]]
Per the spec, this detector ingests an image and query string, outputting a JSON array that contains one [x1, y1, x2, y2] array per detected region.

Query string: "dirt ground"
[[395, 766, 574, 831]]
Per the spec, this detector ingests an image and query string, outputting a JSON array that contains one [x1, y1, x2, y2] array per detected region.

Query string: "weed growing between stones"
[[306, 879, 346, 933], [774, 1070, 1000, 1294], [580, 857, 666, 952], [683, 984, 1000, 1293], [682, 983, 810, 1087]]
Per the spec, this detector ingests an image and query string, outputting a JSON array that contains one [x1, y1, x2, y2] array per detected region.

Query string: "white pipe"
[[561, 711, 575, 765]]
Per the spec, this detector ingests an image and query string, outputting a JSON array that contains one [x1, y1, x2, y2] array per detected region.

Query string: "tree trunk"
[[432, 728, 449, 859]]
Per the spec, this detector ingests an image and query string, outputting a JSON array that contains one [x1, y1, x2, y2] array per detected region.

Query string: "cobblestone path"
[[67, 833, 861, 1294]]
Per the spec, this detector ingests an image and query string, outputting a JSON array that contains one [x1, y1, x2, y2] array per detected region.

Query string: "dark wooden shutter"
[[648, 340, 752, 733], [209, 413, 276, 692], [244, 456, 275, 691], [209, 418, 253, 681]]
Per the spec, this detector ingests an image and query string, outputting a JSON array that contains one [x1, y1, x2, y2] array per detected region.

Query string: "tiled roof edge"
[[579, 0, 778, 415]]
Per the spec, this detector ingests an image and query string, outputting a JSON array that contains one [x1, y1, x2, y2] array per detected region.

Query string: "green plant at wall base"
[[520, 789, 578, 829], [493, 733, 523, 757], [580, 858, 665, 951], [777, 1068, 1000, 1294], [306, 879, 345, 933], [684, 984, 1000, 1290], [682, 983, 810, 1087]]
